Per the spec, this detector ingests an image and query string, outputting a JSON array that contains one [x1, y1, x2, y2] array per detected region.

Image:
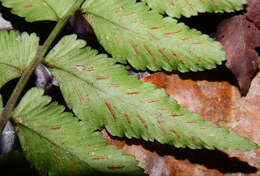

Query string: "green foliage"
[[82, 0, 225, 72], [0, 0, 258, 175], [0, 0, 79, 22], [143, 0, 246, 18], [46, 35, 258, 150], [13, 88, 143, 176], [0, 30, 39, 88]]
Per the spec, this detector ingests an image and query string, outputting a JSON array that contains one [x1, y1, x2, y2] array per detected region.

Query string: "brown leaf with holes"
[[102, 69, 260, 176], [215, 14, 260, 95], [247, 0, 260, 28]]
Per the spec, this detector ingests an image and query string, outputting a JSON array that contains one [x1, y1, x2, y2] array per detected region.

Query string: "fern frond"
[[45, 35, 258, 150], [0, 30, 39, 89], [143, 0, 246, 18], [13, 88, 143, 176], [82, 0, 226, 72], [0, 0, 79, 22]]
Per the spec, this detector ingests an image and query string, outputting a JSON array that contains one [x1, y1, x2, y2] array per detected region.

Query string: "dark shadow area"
[[0, 5, 55, 44], [178, 11, 245, 36], [255, 47, 260, 56], [0, 78, 19, 105], [67, 10, 106, 53], [43, 84, 70, 111], [0, 151, 39, 176], [170, 65, 239, 88], [0, 76, 36, 106], [108, 134, 257, 174]]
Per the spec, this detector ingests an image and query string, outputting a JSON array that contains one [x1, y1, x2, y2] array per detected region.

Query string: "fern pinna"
[[0, 0, 257, 175]]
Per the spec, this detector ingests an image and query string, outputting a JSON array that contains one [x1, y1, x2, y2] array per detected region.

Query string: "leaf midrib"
[[42, 0, 59, 19], [16, 121, 97, 173], [51, 64, 171, 129], [0, 61, 22, 72]]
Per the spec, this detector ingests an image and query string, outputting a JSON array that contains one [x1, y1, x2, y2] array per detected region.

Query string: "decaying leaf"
[[246, 0, 260, 28], [215, 13, 260, 95]]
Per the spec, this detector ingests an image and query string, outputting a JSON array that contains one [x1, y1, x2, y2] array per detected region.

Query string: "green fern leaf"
[[82, 0, 226, 72], [0, 30, 39, 89], [13, 88, 143, 176], [143, 0, 246, 18], [46, 35, 258, 150], [0, 0, 79, 22]]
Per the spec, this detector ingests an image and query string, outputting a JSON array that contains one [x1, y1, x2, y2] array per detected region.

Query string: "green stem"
[[0, 0, 85, 133]]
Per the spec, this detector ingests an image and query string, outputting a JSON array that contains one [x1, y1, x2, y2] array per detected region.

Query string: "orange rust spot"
[[22, 4, 33, 8], [104, 101, 117, 120], [160, 106, 170, 110], [172, 129, 180, 138], [75, 64, 85, 71], [136, 114, 148, 128], [126, 91, 139, 95], [108, 84, 121, 88], [195, 60, 201, 65], [158, 48, 171, 60], [181, 36, 192, 40], [122, 13, 136, 17], [187, 120, 197, 123], [157, 119, 165, 123], [76, 89, 84, 104], [86, 67, 95, 72], [185, 0, 193, 9], [107, 165, 125, 169], [129, 41, 140, 55], [198, 126, 209, 129], [169, 0, 175, 7], [141, 99, 160, 103], [158, 125, 167, 134], [96, 76, 110, 80], [92, 156, 108, 160], [143, 44, 157, 61], [133, 21, 144, 25], [172, 51, 185, 63], [164, 30, 182, 36], [168, 113, 184, 117], [49, 126, 61, 130], [47, 63, 55, 67], [123, 112, 131, 123], [192, 41, 204, 45], [149, 24, 165, 30], [113, 8, 122, 13]]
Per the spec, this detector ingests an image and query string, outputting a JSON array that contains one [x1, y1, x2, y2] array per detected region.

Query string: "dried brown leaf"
[[215, 14, 260, 95], [247, 0, 260, 28]]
